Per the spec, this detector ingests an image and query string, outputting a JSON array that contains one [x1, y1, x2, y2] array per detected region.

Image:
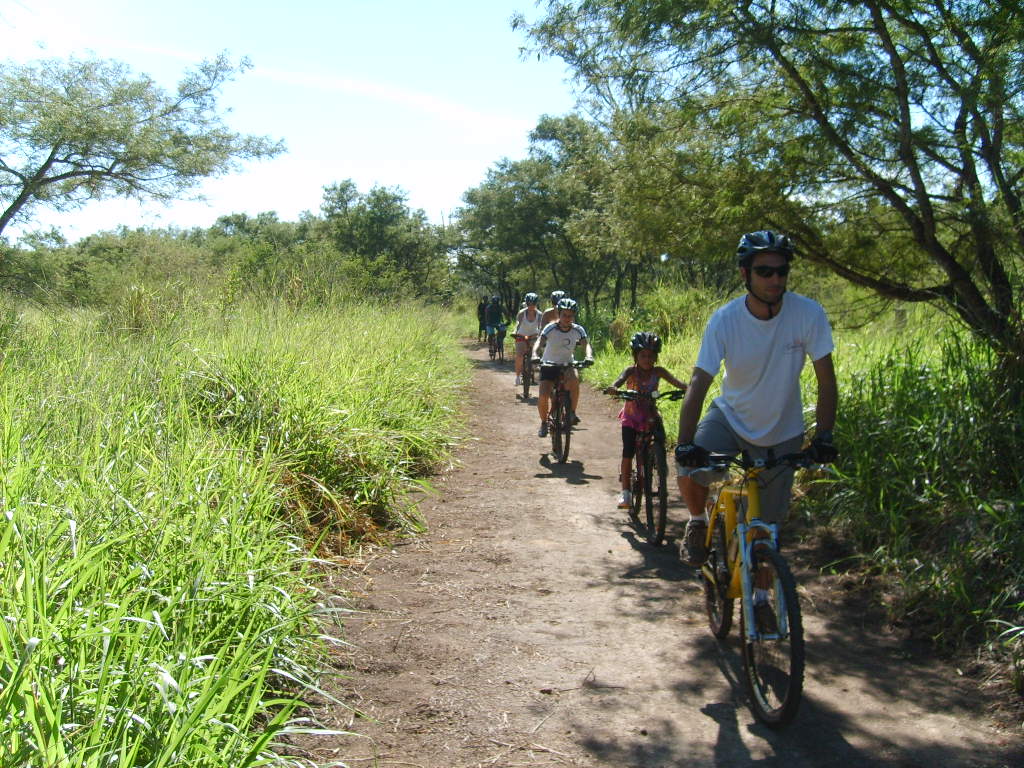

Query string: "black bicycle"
[[513, 334, 537, 399], [488, 322, 507, 361], [607, 389, 685, 545], [541, 359, 592, 464]]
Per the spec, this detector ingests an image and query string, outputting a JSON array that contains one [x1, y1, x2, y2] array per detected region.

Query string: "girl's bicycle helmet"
[[630, 331, 661, 355]]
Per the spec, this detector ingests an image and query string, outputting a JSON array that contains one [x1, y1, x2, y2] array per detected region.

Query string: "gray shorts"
[[677, 403, 803, 524]]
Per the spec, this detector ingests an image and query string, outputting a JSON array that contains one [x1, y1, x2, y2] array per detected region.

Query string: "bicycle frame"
[[706, 472, 788, 641]]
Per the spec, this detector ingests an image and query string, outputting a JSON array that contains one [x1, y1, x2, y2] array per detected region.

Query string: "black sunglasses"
[[751, 264, 790, 278]]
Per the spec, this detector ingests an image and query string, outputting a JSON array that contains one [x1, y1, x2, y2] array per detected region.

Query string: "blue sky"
[[1, 0, 578, 240]]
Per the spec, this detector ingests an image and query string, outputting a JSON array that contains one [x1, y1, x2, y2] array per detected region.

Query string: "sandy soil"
[[296, 342, 1023, 768]]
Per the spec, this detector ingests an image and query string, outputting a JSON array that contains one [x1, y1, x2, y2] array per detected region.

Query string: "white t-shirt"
[[540, 322, 588, 365], [695, 292, 834, 446], [515, 307, 544, 336]]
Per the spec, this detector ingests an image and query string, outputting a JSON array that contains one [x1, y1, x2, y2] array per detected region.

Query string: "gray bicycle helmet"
[[550, 290, 566, 304], [630, 331, 661, 355], [736, 230, 794, 268], [524, 292, 539, 304], [556, 297, 578, 312]]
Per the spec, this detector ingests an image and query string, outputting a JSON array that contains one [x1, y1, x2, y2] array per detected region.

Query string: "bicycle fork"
[[738, 519, 789, 641]]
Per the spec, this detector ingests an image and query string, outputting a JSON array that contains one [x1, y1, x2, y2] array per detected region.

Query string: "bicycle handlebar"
[[532, 358, 593, 369], [702, 450, 818, 472], [607, 388, 686, 402]]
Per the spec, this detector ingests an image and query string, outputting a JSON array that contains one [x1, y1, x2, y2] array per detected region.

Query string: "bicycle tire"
[[644, 438, 669, 545], [549, 396, 562, 460], [497, 337, 505, 362], [702, 511, 733, 638], [556, 390, 572, 463], [521, 354, 531, 399], [741, 545, 804, 728], [628, 440, 644, 526], [488, 336, 496, 360]]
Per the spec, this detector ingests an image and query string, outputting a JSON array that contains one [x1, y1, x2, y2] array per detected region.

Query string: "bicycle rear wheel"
[[643, 439, 669, 545], [702, 511, 733, 638], [555, 390, 572, 463], [741, 546, 804, 728]]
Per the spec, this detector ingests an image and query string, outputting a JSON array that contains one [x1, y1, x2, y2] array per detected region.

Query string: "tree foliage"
[[520, 0, 1024, 361], [0, 54, 283, 237]]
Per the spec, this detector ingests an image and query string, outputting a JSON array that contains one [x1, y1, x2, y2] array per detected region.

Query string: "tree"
[[0, 53, 283, 237], [314, 181, 451, 297], [521, 1, 1024, 365]]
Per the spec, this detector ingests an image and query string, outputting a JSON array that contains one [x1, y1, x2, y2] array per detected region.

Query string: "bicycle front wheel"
[[521, 355, 532, 399], [549, 397, 562, 460], [628, 443, 644, 527], [643, 439, 669, 545], [741, 546, 804, 728], [702, 511, 733, 638], [555, 390, 572, 463]]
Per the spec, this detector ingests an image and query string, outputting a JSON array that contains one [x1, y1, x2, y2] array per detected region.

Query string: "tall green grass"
[[0, 300, 468, 766]]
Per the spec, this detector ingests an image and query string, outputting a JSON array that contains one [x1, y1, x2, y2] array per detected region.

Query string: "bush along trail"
[[296, 339, 1023, 768]]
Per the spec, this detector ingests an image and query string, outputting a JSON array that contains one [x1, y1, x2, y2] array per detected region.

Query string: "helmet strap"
[[744, 275, 785, 319]]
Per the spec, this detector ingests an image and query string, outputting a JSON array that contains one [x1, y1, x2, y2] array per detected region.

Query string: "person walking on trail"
[[532, 297, 594, 437], [674, 230, 839, 567], [605, 331, 688, 510], [476, 296, 488, 342]]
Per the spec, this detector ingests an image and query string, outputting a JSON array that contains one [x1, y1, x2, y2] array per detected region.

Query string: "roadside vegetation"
[[0, 291, 468, 766]]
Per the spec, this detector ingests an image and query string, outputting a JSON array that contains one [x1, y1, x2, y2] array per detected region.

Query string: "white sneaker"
[[514, 374, 522, 385], [617, 490, 632, 509]]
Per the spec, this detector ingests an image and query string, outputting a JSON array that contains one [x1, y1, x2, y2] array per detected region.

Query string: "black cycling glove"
[[674, 442, 710, 468], [806, 431, 838, 463]]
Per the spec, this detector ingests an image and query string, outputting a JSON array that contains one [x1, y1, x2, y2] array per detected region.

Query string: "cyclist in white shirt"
[[532, 297, 594, 437], [513, 292, 544, 386], [674, 230, 838, 569]]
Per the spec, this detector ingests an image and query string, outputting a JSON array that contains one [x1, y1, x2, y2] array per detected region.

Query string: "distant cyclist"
[[484, 295, 507, 349], [513, 292, 543, 386], [674, 230, 838, 567], [533, 297, 594, 437], [541, 290, 566, 328]]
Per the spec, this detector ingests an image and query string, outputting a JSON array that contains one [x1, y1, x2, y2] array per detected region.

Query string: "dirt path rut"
[[301, 343, 1022, 767]]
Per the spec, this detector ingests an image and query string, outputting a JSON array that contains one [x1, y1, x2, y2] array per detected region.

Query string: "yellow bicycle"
[[700, 450, 815, 728]]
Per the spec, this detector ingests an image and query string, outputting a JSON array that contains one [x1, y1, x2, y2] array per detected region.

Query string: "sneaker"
[[571, 412, 581, 425], [754, 601, 779, 635], [616, 490, 632, 509], [515, 374, 522, 386], [680, 519, 708, 566], [538, 422, 548, 438]]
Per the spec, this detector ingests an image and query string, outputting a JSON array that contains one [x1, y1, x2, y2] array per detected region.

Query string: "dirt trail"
[[300, 342, 1022, 767]]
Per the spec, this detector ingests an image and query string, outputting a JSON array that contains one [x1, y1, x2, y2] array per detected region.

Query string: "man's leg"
[[676, 404, 738, 565]]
